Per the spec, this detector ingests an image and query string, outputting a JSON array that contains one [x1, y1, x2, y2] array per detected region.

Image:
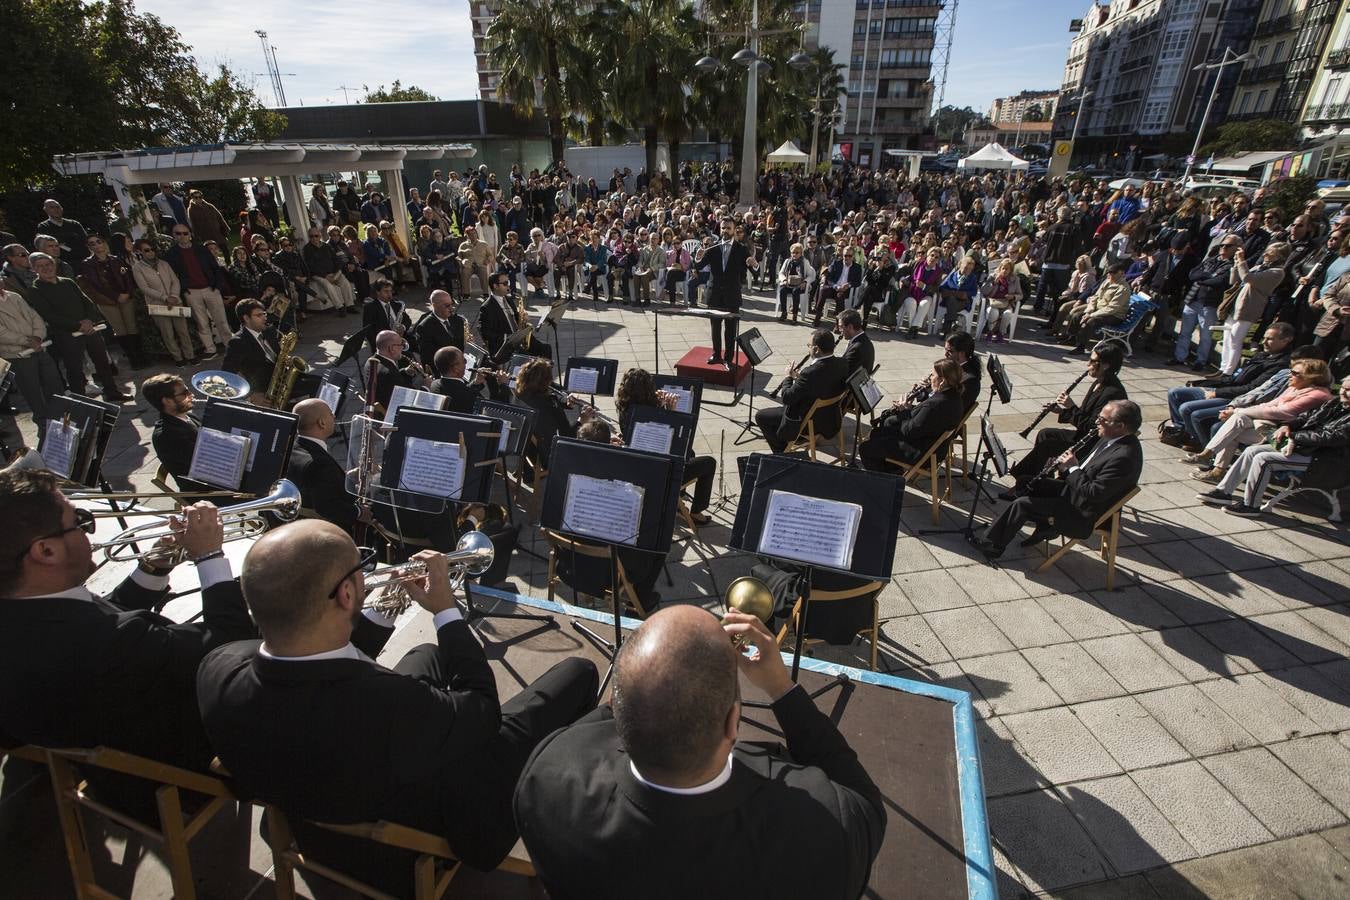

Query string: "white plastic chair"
[[930, 292, 982, 337]]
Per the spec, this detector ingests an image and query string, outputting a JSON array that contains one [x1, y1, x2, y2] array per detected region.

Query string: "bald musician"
[[429, 345, 508, 412], [197, 522, 597, 890], [514, 606, 886, 899], [286, 398, 359, 533], [364, 328, 426, 417]]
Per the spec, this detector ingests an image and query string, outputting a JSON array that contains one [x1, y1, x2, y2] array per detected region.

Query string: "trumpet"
[[723, 575, 776, 650], [65, 487, 250, 508], [362, 531, 496, 617], [90, 479, 302, 563]]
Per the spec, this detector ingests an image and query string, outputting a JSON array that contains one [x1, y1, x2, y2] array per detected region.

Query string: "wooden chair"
[[42, 746, 236, 900], [1033, 487, 1140, 591], [784, 580, 886, 671], [515, 434, 548, 523], [264, 806, 536, 900], [150, 464, 174, 494], [885, 429, 955, 525], [542, 528, 651, 618], [782, 390, 850, 463], [945, 403, 979, 488]]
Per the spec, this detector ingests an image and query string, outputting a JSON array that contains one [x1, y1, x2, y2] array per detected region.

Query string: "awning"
[[1207, 150, 1292, 174], [765, 140, 809, 165], [957, 142, 1030, 171]]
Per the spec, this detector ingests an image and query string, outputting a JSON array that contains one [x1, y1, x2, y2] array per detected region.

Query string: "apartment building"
[[988, 91, 1060, 124], [1229, 0, 1340, 122]]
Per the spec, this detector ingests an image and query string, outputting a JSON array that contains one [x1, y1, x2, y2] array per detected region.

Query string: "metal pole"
[[738, 0, 760, 210], [1183, 47, 1242, 183], [809, 79, 822, 171], [1070, 89, 1090, 142]]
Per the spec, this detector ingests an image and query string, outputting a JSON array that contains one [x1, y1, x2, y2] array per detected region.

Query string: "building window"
[[854, 21, 866, 36], [1273, 40, 1286, 62], [1256, 89, 1269, 110], [1238, 91, 1252, 114], [870, 19, 882, 34]]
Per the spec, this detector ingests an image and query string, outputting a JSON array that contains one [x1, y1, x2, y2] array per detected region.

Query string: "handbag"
[[1216, 283, 1242, 321]]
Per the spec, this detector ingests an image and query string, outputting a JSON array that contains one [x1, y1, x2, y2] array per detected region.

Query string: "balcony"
[[1255, 12, 1300, 38], [1118, 53, 1152, 73], [872, 95, 928, 108], [1325, 47, 1350, 69], [1111, 89, 1144, 104], [1240, 61, 1287, 84], [1304, 102, 1350, 123]]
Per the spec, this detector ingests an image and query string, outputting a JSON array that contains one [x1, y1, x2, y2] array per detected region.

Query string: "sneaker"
[[1191, 467, 1224, 482], [1223, 501, 1262, 518], [1196, 489, 1233, 506], [1182, 451, 1213, 466]]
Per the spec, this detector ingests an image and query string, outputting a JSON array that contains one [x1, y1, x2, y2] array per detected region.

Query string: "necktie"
[[722, 243, 731, 268], [258, 333, 276, 363]]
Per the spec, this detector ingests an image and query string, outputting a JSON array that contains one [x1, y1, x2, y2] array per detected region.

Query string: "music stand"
[[42, 393, 136, 532], [624, 406, 695, 459], [563, 356, 619, 406], [540, 439, 684, 695], [845, 367, 884, 466], [335, 326, 372, 380], [731, 327, 772, 444], [731, 454, 903, 688], [650, 373, 704, 426], [472, 397, 536, 522], [200, 398, 299, 499], [537, 299, 569, 373]]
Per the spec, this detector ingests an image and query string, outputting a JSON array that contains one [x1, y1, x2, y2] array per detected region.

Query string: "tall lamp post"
[[1183, 47, 1250, 183]]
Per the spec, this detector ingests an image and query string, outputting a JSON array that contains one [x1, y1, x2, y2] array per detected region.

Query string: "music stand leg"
[[917, 387, 1002, 567], [732, 364, 760, 445], [849, 408, 863, 467], [653, 303, 660, 373], [570, 545, 624, 698]]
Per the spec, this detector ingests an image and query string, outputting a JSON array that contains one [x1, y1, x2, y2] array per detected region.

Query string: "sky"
[[138, 0, 1086, 115]]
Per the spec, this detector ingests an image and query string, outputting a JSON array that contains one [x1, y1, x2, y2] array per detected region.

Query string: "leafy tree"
[[803, 48, 847, 167], [931, 105, 985, 145], [488, 0, 582, 165], [361, 81, 440, 103], [1262, 174, 1318, 223], [1200, 119, 1298, 157], [1023, 103, 1045, 122]]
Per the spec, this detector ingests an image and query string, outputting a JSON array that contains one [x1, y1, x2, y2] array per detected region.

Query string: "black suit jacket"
[[411, 312, 467, 364], [520, 392, 575, 463], [222, 326, 279, 393], [823, 259, 864, 291], [362, 298, 414, 351], [960, 357, 983, 412], [286, 437, 358, 533], [700, 241, 753, 312], [1062, 374, 1127, 439], [841, 332, 874, 377], [513, 687, 886, 900], [477, 294, 519, 357], [197, 618, 519, 871], [1053, 434, 1144, 537], [366, 354, 418, 412], [779, 355, 849, 442], [149, 414, 205, 486], [431, 376, 487, 414], [0, 575, 251, 773]]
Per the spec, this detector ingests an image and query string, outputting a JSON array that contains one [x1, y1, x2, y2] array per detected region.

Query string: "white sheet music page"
[[42, 420, 80, 479], [665, 386, 693, 414], [398, 436, 465, 498], [757, 490, 862, 570], [230, 427, 262, 471], [629, 421, 674, 456], [189, 428, 249, 489], [384, 386, 446, 426], [562, 474, 644, 546], [318, 381, 342, 413], [862, 378, 883, 411], [748, 333, 770, 362], [567, 367, 599, 394]]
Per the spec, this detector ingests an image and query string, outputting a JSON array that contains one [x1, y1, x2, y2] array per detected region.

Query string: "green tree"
[[488, 0, 581, 164], [803, 48, 847, 166], [361, 81, 440, 103], [931, 105, 984, 145], [1023, 103, 1046, 122], [1262, 174, 1318, 223], [1200, 118, 1298, 157]]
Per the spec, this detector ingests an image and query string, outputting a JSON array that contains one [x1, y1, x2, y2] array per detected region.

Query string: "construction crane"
[[256, 30, 288, 107], [929, 0, 958, 118]]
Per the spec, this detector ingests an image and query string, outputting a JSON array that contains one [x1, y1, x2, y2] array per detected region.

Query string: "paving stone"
[[957, 650, 1063, 715], [942, 562, 1035, 605], [1044, 874, 1165, 899], [1136, 627, 1241, 683], [1138, 579, 1237, 626], [1241, 564, 1338, 608], [1248, 610, 1350, 665], [923, 605, 1015, 659], [1061, 775, 1197, 874], [1145, 832, 1350, 900], [1323, 823, 1350, 863], [1000, 707, 1121, 786], [1187, 535, 1285, 573], [874, 578, 920, 621], [1081, 633, 1188, 693], [1089, 585, 1184, 633], [974, 716, 1044, 798], [1189, 572, 1296, 618], [888, 535, 942, 575], [1131, 760, 1273, 856], [1229, 529, 1321, 565], [1022, 642, 1126, 704], [993, 845, 1030, 900], [1197, 675, 1320, 743], [1270, 735, 1350, 817], [874, 615, 952, 669], [1254, 667, 1350, 733], [1191, 619, 1304, 674], [1294, 605, 1350, 649], [1036, 593, 1134, 640], [894, 568, 975, 613], [981, 597, 1074, 649], [987, 789, 1112, 893], [1144, 540, 1230, 579], [1201, 747, 1345, 838], [888, 660, 993, 719], [1135, 684, 1259, 756], [1072, 696, 1190, 771]]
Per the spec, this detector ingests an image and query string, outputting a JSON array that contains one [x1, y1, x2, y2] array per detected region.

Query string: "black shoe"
[[908, 326, 919, 338], [997, 487, 1023, 502], [1019, 525, 1057, 547], [1189, 362, 1211, 372], [1165, 357, 1185, 366], [706, 355, 721, 366], [970, 535, 1005, 559], [1223, 501, 1263, 518], [1197, 489, 1233, 506], [778, 313, 787, 322]]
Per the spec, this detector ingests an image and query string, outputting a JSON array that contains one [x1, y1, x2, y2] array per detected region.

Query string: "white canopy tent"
[[957, 142, 1030, 172], [765, 140, 809, 166]]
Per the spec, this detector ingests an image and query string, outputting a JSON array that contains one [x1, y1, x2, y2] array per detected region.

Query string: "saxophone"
[[263, 330, 309, 409]]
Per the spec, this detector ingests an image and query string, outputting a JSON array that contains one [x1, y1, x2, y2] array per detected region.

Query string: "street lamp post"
[[1070, 89, 1092, 143], [736, 0, 760, 210], [1183, 46, 1250, 183]]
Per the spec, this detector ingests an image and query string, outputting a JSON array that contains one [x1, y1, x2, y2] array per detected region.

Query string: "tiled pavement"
[[5, 281, 1349, 898]]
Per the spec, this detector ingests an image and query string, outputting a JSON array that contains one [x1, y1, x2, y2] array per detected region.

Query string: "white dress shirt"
[[630, 753, 734, 796]]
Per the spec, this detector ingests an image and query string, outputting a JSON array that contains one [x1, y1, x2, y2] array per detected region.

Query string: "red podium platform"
[[675, 346, 751, 388]]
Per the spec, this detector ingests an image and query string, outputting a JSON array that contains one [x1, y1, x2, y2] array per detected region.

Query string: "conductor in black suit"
[[197, 521, 598, 891], [222, 299, 320, 400], [755, 329, 849, 454], [859, 358, 965, 470], [143, 373, 212, 496], [0, 474, 252, 808], [410, 289, 468, 364], [513, 604, 886, 899], [976, 399, 1144, 557], [837, 309, 874, 376], [695, 218, 758, 368], [361, 278, 414, 353], [286, 399, 360, 534]]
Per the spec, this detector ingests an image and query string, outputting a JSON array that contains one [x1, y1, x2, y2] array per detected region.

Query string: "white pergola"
[[52, 142, 476, 250]]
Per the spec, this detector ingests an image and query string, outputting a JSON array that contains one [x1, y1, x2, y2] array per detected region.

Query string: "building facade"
[[1228, 0, 1340, 123], [988, 91, 1059, 124], [965, 121, 1054, 150]]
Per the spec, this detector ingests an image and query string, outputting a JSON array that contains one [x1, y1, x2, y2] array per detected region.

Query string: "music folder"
[[564, 357, 619, 396], [650, 373, 704, 424], [736, 328, 773, 368], [846, 367, 884, 415], [623, 405, 694, 459], [472, 397, 536, 458], [382, 408, 499, 509], [200, 398, 298, 498], [41, 393, 120, 488]]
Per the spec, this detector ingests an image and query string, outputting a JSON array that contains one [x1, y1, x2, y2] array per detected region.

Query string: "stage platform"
[[674, 345, 752, 388]]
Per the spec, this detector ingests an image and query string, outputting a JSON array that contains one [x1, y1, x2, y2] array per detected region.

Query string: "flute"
[[1020, 369, 1090, 439]]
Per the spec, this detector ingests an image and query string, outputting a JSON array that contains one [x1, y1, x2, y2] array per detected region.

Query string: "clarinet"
[[769, 353, 811, 400], [1020, 369, 1090, 439], [1029, 430, 1098, 489]]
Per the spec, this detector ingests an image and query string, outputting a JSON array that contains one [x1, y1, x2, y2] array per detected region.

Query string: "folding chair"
[[515, 434, 549, 523], [1034, 487, 1140, 591], [884, 429, 954, 525], [43, 746, 237, 900], [264, 806, 536, 900], [945, 404, 979, 486], [782, 390, 850, 463], [1260, 475, 1346, 523], [785, 580, 886, 671], [542, 528, 652, 618]]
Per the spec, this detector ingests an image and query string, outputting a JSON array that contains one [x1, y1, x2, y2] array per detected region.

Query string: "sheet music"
[[861, 378, 883, 411], [462, 352, 478, 381], [508, 361, 527, 392], [42, 420, 80, 479], [397, 436, 465, 498], [188, 427, 249, 489], [567, 366, 599, 394], [629, 421, 674, 456], [748, 332, 771, 363], [318, 381, 342, 413], [665, 385, 693, 414], [384, 386, 445, 426], [562, 474, 644, 546], [230, 427, 262, 471], [757, 490, 862, 571]]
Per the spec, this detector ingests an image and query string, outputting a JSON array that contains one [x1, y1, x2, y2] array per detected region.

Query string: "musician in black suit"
[[1005, 340, 1127, 496], [976, 400, 1144, 557], [860, 358, 966, 470], [0, 474, 252, 811], [515, 357, 586, 471], [430, 346, 509, 412], [222, 299, 320, 399], [945, 331, 982, 412], [513, 604, 886, 899], [197, 521, 597, 892], [286, 399, 359, 534], [477, 272, 550, 362], [409, 289, 468, 363], [837, 309, 874, 376], [143, 373, 211, 495], [811, 253, 863, 327], [694, 218, 758, 367], [361, 278, 414, 353], [755, 329, 849, 454], [363, 329, 427, 417]]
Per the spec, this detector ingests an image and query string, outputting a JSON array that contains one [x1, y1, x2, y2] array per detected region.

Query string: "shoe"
[[689, 510, 712, 525], [994, 334, 1007, 344], [973, 537, 1005, 560], [908, 326, 919, 338], [723, 358, 735, 370], [1019, 525, 1057, 547], [1196, 489, 1233, 506], [778, 313, 787, 322], [997, 487, 1023, 502], [1223, 501, 1262, 518], [173, 359, 185, 368], [1191, 467, 1225, 482], [103, 390, 131, 403], [706, 355, 721, 366], [1182, 451, 1213, 465], [1189, 362, 1211, 372], [1165, 358, 1185, 366]]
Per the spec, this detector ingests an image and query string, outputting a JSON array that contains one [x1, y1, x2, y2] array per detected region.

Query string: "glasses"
[[17, 508, 95, 563], [327, 546, 380, 598], [1291, 369, 1309, 377], [1095, 415, 1120, 425], [172, 230, 190, 236]]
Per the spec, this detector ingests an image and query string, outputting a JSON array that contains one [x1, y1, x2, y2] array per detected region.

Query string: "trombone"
[[69, 488, 251, 514], [90, 479, 302, 563], [362, 531, 496, 617]]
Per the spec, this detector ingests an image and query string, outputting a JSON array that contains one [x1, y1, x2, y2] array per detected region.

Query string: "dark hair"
[[1106, 263, 1126, 276], [1092, 341, 1125, 374], [1109, 399, 1142, 434], [616, 367, 660, 426], [837, 309, 862, 330], [933, 358, 961, 392], [0, 469, 65, 594], [1291, 344, 1325, 361], [577, 419, 612, 444], [371, 278, 393, 294], [235, 298, 264, 320], [141, 373, 186, 412], [810, 328, 836, 355], [1266, 322, 1295, 342], [515, 357, 553, 398], [945, 330, 975, 358]]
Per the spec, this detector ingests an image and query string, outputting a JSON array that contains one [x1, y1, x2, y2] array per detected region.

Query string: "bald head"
[[293, 398, 334, 438], [434, 345, 464, 377], [375, 329, 401, 354], [241, 520, 359, 640], [613, 605, 738, 783], [428, 289, 454, 318]]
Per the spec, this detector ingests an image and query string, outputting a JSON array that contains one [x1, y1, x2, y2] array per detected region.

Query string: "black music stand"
[[563, 356, 619, 406], [42, 393, 136, 532], [200, 398, 298, 498], [650, 373, 704, 426], [732, 454, 902, 691], [623, 406, 695, 459], [472, 397, 536, 525], [540, 439, 683, 696], [335, 326, 372, 379], [845, 367, 884, 467], [731, 327, 772, 444], [538, 299, 568, 374]]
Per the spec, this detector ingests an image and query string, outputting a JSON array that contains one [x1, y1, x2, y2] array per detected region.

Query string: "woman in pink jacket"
[[1186, 358, 1334, 478]]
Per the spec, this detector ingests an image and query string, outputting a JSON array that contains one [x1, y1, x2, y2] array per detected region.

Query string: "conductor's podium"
[[674, 346, 752, 388], [465, 585, 996, 900]]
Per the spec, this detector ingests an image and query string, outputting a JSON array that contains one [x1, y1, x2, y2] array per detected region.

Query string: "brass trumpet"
[[90, 479, 302, 563], [362, 531, 496, 617], [723, 575, 776, 650]]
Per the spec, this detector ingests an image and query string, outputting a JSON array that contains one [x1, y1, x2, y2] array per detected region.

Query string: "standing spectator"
[[332, 180, 362, 226], [151, 182, 190, 227], [1217, 242, 1289, 376], [130, 239, 194, 365], [0, 285, 64, 423], [1107, 184, 1142, 224], [26, 253, 128, 401], [35, 200, 90, 264], [309, 183, 333, 230], [458, 225, 495, 300], [163, 224, 233, 355], [300, 227, 354, 313], [78, 234, 147, 369], [1034, 207, 1080, 314], [1172, 237, 1239, 370], [186, 190, 230, 249], [252, 178, 280, 225], [405, 187, 423, 223]]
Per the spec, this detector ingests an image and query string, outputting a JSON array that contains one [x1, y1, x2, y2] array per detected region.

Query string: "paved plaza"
[[4, 282, 1350, 898]]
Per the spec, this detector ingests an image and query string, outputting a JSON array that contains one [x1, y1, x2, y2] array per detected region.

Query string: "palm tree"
[[486, 0, 580, 164], [803, 48, 846, 168]]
